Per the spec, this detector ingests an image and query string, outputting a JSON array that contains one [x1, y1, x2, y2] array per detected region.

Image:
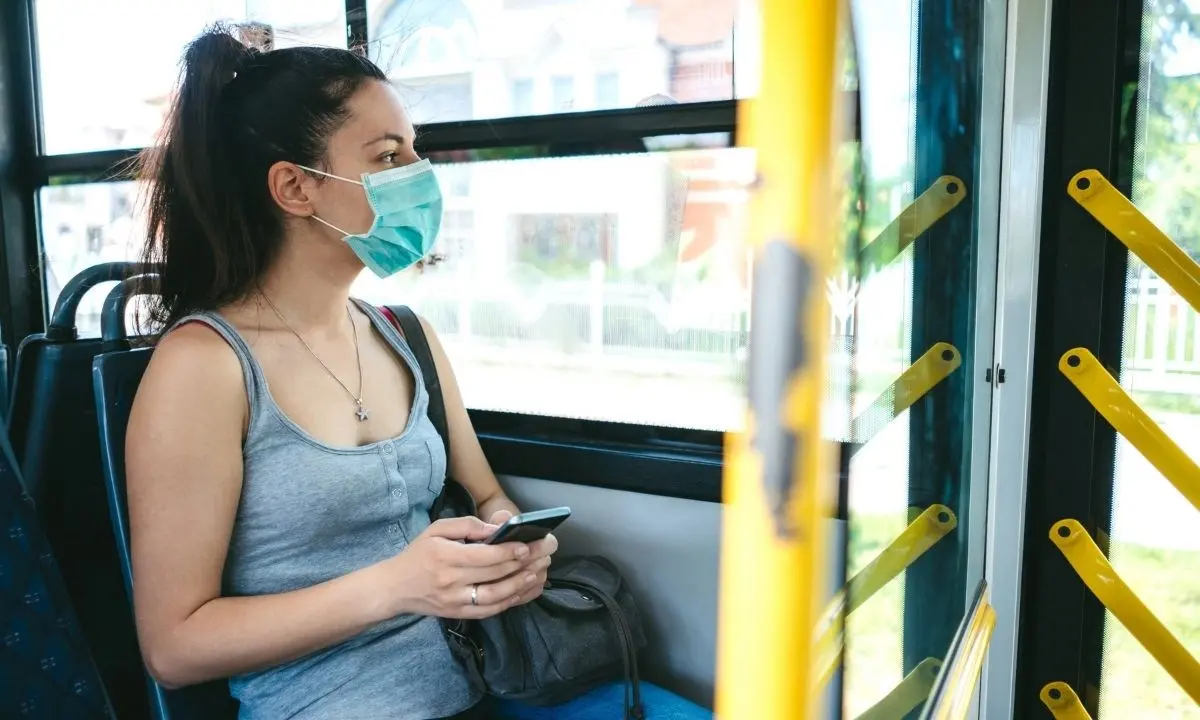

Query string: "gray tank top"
[[175, 300, 479, 719]]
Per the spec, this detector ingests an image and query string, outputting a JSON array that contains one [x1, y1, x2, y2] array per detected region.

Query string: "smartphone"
[[484, 507, 571, 545]]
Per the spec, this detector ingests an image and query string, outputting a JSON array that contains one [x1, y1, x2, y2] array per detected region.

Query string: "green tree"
[[1134, 2, 1200, 258]]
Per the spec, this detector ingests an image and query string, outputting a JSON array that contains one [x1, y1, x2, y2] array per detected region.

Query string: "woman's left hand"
[[486, 510, 558, 605]]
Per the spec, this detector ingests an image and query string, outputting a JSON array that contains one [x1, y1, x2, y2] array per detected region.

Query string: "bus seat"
[[7, 262, 152, 717], [94, 348, 240, 719], [0, 411, 115, 718]]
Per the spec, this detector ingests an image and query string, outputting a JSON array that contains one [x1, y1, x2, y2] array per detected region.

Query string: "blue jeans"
[[495, 682, 711, 720]]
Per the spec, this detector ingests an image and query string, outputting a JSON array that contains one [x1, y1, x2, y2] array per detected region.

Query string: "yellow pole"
[[714, 0, 842, 717]]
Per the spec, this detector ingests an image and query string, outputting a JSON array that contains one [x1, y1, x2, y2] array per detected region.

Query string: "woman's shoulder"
[[137, 319, 247, 415]]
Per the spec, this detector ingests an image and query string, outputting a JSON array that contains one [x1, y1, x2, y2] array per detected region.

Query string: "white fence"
[[1125, 270, 1200, 395], [69, 263, 1199, 401]]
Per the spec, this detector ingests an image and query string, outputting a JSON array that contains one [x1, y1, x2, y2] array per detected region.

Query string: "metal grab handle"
[[857, 175, 967, 279], [856, 658, 943, 720], [813, 504, 958, 689], [100, 273, 158, 343], [849, 342, 962, 451], [1069, 170, 1200, 314], [1050, 519, 1200, 704], [1059, 348, 1200, 513], [1039, 682, 1092, 720], [48, 262, 153, 340]]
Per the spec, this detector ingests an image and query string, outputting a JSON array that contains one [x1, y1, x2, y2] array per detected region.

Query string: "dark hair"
[[138, 25, 388, 331]]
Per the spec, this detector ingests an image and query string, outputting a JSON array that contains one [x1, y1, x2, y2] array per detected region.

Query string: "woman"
[[126, 26, 709, 720]]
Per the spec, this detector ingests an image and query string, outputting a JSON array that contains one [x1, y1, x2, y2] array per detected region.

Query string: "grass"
[[843, 513, 909, 718], [839, 513, 1200, 719], [1099, 542, 1200, 719], [1134, 389, 1200, 415]]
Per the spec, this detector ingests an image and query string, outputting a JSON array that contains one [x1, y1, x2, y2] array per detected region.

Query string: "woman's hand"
[[512, 534, 557, 605], [379, 516, 546, 620], [485, 510, 558, 607]]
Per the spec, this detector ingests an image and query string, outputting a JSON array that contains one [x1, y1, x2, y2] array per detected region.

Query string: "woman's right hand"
[[379, 516, 543, 620]]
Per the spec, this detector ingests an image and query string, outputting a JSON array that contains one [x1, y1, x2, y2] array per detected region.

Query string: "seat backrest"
[[94, 347, 240, 720], [7, 262, 152, 717], [0, 411, 115, 719]]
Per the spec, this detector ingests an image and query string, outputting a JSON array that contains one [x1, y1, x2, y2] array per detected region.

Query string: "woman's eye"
[[381, 152, 398, 164]]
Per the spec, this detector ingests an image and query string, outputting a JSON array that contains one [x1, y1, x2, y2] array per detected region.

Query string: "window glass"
[[1102, 2, 1200, 717], [511, 78, 534, 115], [366, 0, 742, 124], [551, 76, 575, 112], [39, 182, 144, 335], [41, 148, 752, 432], [596, 72, 621, 109], [840, 0, 991, 714], [34, 0, 347, 155], [351, 149, 751, 430]]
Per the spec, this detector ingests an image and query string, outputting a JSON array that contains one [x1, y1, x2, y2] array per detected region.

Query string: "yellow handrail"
[[855, 658, 943, 720], [930, 607, 995, 720], [1050, 519, 1200, 704], [1058, 348, 1200, 512], [1068, 169, 1200, 313], [858, 176, 968, 278], [847, 505, 958, 611], [1039, 682, 1093, 720], [713, 0, 843, 716], [850, 343, 961, 448], [813, 505, 958, 687], [918, 583, 995, 720]]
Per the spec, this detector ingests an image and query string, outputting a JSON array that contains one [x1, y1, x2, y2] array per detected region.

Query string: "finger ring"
[[471, 584, 478, 606]]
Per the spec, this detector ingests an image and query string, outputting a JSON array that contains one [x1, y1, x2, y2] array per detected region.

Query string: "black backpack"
[[382, 306, 646, 719]]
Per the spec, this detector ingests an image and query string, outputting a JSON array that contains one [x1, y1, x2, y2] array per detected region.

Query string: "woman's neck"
[[253, 233, 363, 330]]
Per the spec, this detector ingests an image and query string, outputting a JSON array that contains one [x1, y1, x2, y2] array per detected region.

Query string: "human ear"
[[266, 161, 317, 218]]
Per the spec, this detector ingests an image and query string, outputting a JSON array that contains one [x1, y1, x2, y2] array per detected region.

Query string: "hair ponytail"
[[139, 24, 387, 332]]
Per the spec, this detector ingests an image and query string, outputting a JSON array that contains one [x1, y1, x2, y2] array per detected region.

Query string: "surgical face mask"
[[300, 158, 443, 278]]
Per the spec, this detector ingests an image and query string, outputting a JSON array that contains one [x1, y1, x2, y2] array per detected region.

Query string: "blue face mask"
[[301, 158, 443, 278]]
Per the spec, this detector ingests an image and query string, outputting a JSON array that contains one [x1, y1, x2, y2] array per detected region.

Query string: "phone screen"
[[484, 506, 571, 545]]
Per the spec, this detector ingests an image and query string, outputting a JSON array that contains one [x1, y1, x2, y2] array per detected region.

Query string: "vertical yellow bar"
[[714, 0, 842, 718]]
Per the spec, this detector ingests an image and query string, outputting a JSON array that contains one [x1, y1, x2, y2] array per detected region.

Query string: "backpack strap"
[[381, 305, 449, 465], [380, 306, 487, 694], [379, 306, 476, 522]]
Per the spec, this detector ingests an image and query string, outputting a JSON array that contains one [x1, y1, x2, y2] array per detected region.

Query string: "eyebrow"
[[363, 133, 407, 147]]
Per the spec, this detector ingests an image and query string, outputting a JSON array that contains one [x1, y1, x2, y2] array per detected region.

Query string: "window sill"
[[470, 410, 723, 503]]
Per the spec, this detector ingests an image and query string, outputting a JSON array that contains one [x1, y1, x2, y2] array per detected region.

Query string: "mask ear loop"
[[296, 164, 366, 237], [310, 214, 354, 237], [296, 164, 365, 186]]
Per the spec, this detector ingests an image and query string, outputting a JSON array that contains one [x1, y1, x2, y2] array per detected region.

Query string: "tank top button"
[[392, 488, 403, 499], [382, 444, 395, 455], [387, 523, 400, 535]]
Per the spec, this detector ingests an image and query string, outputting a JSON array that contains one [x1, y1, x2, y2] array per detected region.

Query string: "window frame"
[[6, 0, 855, 502], [1013, 0, 1143, 713], [2, 0, 864, 504], [0, 0, 44, 353]]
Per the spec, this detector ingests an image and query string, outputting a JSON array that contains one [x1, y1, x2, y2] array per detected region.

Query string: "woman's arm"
[[418, 315, 520, 521], [126, 324, 532, 689]]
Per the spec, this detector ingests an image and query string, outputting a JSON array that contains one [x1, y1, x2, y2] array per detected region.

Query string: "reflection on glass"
[[366, 0, 745, 125], [34, 0, 347, 155], [1106, 2, 1200, 716]]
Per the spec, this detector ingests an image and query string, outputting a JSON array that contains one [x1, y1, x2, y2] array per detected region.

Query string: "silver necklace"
[[260, 293, 370, 422]]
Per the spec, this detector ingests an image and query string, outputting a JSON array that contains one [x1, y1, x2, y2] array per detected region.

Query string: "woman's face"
[[306, 79, 421, 237]]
